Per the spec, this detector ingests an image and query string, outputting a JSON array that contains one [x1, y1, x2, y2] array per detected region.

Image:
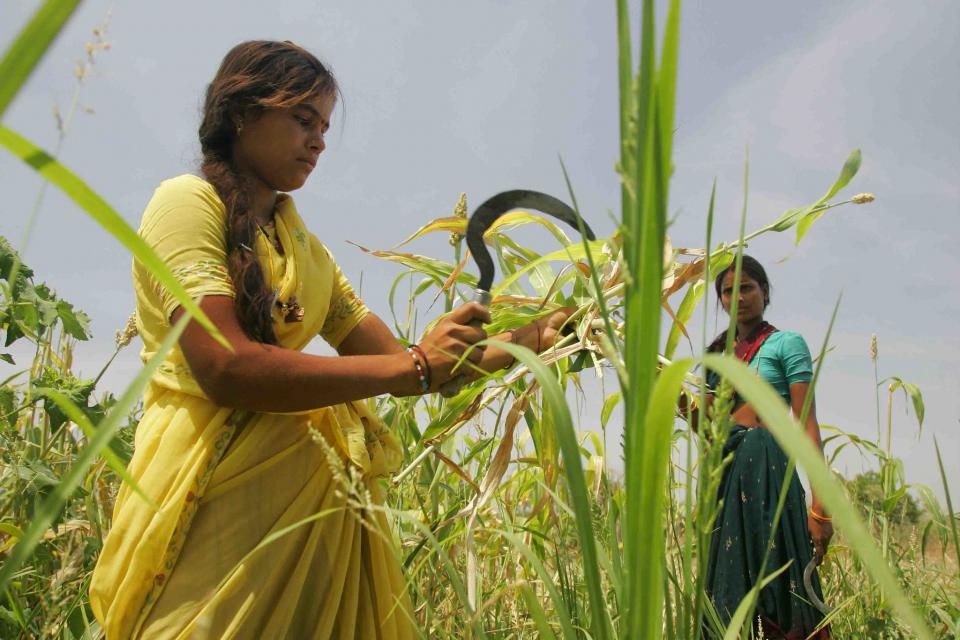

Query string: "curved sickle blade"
[[803, 557, 833, 615], [465, 190, 596, 293]]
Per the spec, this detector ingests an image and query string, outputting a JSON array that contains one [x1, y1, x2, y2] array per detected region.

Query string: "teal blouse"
[[746, 331, 814, 405]]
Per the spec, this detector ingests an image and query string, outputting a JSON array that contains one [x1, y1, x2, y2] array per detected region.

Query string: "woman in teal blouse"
[[702, 256, 832, 639]]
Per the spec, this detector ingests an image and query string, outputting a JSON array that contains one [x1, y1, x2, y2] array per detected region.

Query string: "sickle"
[[803, 557, 833, 616], [465, 189, 596, 296], [439, 189, 596, 397]]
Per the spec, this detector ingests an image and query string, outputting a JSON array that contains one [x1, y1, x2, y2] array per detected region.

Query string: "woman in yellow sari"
[[90, 40, 567, 639]]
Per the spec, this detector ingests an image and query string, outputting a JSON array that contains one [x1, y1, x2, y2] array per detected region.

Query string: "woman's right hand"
[[808, 516, 833, 565], [417, 302, 491, 389]]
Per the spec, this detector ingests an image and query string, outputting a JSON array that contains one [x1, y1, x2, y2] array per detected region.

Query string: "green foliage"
[[848, 470, 923, 525], [1, 238, 92, 348]]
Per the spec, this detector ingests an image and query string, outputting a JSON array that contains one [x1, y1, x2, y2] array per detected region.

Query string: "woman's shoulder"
[[770, 329, 806, 342], [767, 330, 812, 357], [150, 174, 222, 210], [770, 329, 806, 343], [141, 174, 225, 231]]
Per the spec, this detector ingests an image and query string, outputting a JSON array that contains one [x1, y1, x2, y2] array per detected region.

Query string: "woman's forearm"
[[208, 344, 419, 411], [175, 299, 422, 411], [803, 415, 828, 512], [790, 382, 828, 512]]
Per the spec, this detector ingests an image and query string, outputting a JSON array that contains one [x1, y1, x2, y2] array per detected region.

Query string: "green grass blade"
[[419, 383, 487, 442], [0, 311, 191, 592], [768, 149, 862, 232], [394, 508, 488, 639], [558, 156, 622, 370], [656, 0, 681, 180], [601, 391, 622, 429], [498, 529, 577, 638], [818, 148, 863, 203], [720, 561, 792, 640], [664, 279, 703, 359], [491, 339, 611, 640], [518, 581, 559, 640], [0, 0, 81, 119], [0, 125, 229, 350], [491, 239, 608, 297], [622, 1, 681, 635], [633, 353, 688, 638], [722, 149, 750, 356], [883, 377, 925, 431], [616, 0, 635, 217], [933, 437, 960, 587], [761, 149, 863, 245], [701, 353, 934, 640]]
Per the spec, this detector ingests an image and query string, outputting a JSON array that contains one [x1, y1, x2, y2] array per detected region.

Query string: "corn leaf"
[[883, 376, 925, 430], [491, 240, 608, 296], [664, 279, 703, 359], [765, 149, 862, 244]]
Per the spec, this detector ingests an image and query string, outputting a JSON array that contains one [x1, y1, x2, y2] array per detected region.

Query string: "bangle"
[[809, 508, 832, 523], [406, 346, 430, 393], [409, 344, 432, 389]]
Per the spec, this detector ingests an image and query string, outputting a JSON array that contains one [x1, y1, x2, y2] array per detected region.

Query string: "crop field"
[[1, 1, 958, 639]]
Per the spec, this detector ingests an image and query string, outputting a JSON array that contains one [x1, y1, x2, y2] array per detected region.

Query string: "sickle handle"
[[438, 290, 492, 398]]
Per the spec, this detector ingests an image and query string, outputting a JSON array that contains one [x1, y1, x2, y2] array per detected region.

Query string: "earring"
[[235, 120, 243, 135]]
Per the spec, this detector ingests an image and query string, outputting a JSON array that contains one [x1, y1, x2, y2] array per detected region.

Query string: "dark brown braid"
[[198, 40, 338, 344]]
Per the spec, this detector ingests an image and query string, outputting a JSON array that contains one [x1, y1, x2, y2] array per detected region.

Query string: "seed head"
[[870, 333, 877, 361], [453, 192, 468, 219], [852, 193, 875, 204], [115, 312, 139, 348], [450, 192, 467, 246]]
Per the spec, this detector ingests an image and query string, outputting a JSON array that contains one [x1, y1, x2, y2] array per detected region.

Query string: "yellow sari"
[[90, 175, 413, 640]]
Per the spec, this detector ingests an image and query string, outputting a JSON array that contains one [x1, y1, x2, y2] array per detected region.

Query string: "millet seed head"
[[115, 312, 139, 347], [450, 192, 468, 245]]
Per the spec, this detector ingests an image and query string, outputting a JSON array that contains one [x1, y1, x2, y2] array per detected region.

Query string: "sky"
[[1, 1, 958, 500]]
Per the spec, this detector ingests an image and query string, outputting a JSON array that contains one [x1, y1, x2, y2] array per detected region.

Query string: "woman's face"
[[720, 270, 766, 324], [232, 93, 335, 194]]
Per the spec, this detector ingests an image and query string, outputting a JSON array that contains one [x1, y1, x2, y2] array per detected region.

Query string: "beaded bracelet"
[[808, 508, 832, 524], [406, 346, 430, 393], [409, 344, 432, 389]]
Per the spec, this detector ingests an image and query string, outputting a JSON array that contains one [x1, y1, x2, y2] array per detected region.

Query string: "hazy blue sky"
[[2, 1, 957, 498]]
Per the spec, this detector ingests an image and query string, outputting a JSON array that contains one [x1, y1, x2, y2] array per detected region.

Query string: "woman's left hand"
[[534, 307, 576, 352], [807, 511, 834, 565]]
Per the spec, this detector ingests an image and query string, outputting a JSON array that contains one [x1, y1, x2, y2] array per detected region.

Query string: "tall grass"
[[0, 1, 957, 638]]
